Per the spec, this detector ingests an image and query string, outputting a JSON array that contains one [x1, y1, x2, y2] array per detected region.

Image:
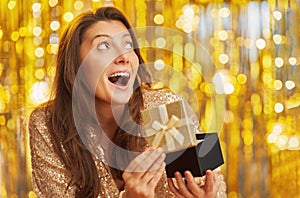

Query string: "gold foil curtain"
[[0, 0, 299, 197]]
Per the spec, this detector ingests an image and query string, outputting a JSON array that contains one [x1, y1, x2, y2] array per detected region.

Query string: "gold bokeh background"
[[0, 0, 300, 197]]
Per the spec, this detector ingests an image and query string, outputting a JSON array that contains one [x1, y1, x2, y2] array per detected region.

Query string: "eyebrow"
[[90, 33, 131, 45]]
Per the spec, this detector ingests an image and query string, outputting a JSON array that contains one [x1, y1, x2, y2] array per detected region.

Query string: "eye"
[[97, 42, 110, 50], [124, 42, 133, 49]]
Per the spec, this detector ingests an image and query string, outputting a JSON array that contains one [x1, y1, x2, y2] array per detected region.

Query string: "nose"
[[114, 53, 129, 65]]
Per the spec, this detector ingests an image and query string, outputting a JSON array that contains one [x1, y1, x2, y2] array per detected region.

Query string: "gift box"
[[141, 100, 196, 153], [165, 133, 224, 177]]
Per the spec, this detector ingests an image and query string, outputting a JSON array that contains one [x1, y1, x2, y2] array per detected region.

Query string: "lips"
[[108, 71, 130, 87]]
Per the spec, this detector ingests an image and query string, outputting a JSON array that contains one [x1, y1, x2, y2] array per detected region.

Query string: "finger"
[[174, 171, 194, 197], [213, 171, 221, 190], [124, 149, 151, 173], [126, 148, 162, 173], [148, 151, 166, 171], [147, 162, 166, 188], [122, 148, 157, 187], [140, 152, 165, 182], [184, 171, 201, 196], [123, 148, 154, 181], [213, 167, 221, 174], [135, 148, 164, 172], [213, 171, 218, 182], [167, 178, 184, 198], [141, 154, 165, 184], [204, 170, 214, 192]]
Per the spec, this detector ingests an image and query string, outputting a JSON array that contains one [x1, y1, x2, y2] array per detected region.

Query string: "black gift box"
[[165, 133, 224, 177]]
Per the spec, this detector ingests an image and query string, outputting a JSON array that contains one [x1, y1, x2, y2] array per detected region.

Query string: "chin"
[[110, 89, 133, 105]]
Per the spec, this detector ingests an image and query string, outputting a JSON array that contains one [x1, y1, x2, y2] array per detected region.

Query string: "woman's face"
[[79, 20, 139, 105]]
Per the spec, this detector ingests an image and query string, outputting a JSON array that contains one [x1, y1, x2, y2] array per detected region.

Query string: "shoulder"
[[141, 83, 182, 110], [28, 106, 53, 145], [29, 106, 49, 129]]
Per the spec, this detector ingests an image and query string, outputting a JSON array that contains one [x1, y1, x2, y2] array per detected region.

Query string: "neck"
[[95, 100, 125, 141]]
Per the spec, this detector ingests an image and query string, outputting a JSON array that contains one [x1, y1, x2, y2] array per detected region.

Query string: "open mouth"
[[108, 71, 130, 86]]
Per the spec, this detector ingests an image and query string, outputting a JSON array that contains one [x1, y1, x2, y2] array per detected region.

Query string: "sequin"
[[29, 88, 226, 197]]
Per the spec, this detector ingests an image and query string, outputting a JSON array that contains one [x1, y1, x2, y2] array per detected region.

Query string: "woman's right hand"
[[122, 148, 166, 198]]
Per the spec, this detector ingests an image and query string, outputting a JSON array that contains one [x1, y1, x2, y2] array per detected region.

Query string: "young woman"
[[29, 6, 224, 198]]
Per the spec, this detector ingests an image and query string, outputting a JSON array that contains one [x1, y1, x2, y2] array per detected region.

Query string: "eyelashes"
[[96, 41, 134, 51], [124, 41, 133, 49], [97, 41, 110, 50]]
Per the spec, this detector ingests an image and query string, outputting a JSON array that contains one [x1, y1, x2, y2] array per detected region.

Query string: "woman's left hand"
[[167, 170, 220, 198]]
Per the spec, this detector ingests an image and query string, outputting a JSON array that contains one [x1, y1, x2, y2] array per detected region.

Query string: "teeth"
[[108, 71, 130, 86], [109, 72, 129, 78]]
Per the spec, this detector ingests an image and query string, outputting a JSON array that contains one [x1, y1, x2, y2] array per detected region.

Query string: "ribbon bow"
[[145, 105, 185, 151]]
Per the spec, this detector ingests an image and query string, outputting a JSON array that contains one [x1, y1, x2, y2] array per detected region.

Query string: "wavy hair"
[[47, 7, 150, 197]]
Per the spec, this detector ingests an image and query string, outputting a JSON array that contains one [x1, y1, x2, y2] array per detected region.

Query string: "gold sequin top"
[[29, 88, 226, 197]]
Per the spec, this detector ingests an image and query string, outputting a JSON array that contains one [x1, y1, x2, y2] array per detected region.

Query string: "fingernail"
[[206, 170, 212, 175], [175, 171, 181, 176], [185, 170, 191, 175], [156, 148, 163, 153]]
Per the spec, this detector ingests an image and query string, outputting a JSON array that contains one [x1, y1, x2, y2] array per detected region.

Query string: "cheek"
[[82, 53, 109, 91], [95, 77, 105, 95], [131, 53, 139, 69], [83, 66, 103, 92], [131, 57, 139, 79]]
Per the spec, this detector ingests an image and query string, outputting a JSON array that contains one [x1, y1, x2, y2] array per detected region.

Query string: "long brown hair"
[[47, 7, 150, 197]]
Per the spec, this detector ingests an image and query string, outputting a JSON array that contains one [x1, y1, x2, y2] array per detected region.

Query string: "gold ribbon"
[[145, 105, 185, 151]]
